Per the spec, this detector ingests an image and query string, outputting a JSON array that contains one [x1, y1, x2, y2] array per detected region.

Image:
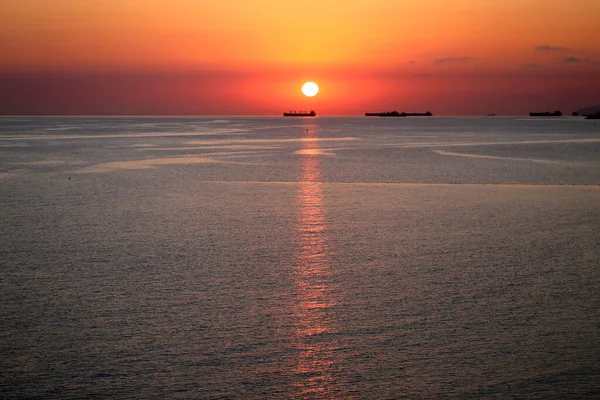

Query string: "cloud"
[[535, 45, 571, 52], [433, 57, 474, 64], [525, 63, 541, 68], [562, 57, 581, 63], [583, 57, 600, 66]]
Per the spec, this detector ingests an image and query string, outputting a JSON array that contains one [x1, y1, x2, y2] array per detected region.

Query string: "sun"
[[301, 81, 319, 97]]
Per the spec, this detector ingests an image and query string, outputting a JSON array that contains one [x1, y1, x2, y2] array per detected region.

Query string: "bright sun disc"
[[302, 82, 319, 97]]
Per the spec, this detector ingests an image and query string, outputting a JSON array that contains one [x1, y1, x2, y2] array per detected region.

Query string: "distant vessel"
[[584, 113, 600, 119], [403, 111, 433, 116], [365, 111, 433, 117], [487, 113, 496, 116], [529, 111, 562, 117], [284, 110, 316, 117], [365, 110, 403, 117]]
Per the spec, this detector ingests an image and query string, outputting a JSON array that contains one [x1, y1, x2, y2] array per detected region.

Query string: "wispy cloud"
[[583, 57, 600, 66], [433, 57, 474, 64], [535, 45, 571, 52], [563, 57, 581, 63]]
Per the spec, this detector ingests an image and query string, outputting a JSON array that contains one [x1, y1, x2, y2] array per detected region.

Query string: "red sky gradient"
[[1, 0, 599, 115]]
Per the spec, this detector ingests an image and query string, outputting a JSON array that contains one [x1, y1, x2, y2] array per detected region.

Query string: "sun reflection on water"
[[293, 125, 340, 399]]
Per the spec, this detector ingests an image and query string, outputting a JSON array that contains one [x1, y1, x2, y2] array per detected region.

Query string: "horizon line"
[[0, 113, 589, 118]]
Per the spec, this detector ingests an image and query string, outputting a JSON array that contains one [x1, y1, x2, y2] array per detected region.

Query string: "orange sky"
[[1, 0, 599, 115]]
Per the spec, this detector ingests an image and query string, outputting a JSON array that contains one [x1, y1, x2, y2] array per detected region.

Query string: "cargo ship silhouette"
[[365, 111, 432, 117], [283, 110, 316, 117], [365, 110, 403, 117], [529, 111, 562, 117]]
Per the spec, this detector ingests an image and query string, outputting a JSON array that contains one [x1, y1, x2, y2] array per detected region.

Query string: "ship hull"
[[365, 111, 432, 117], [365, 111, 403, 117], [530, 111, 562, 117], [403, 112, 433, 116], [283, 111, 316, 117]]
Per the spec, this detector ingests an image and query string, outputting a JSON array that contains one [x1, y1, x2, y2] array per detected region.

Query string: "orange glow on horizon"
[[1, 0, 599, 115]]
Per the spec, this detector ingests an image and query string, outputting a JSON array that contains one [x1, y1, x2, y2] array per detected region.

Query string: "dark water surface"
[[1, 117, 599, 398]]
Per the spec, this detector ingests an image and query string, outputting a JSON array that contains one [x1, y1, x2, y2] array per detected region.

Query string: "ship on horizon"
[[365, 110, 403, 117], [283, 110, 316, 117], [365, 110, 433, 117], [529, 110, 562, 117], [403, 111, 433, 116]]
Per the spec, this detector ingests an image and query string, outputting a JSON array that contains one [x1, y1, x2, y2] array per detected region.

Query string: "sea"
[[1, 116, 599, 399]]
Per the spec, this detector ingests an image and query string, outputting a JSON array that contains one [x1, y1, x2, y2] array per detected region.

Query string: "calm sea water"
[[1, 116, 599, 399]]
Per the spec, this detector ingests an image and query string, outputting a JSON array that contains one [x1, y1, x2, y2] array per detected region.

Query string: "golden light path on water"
[[293, 123, 340, 399]]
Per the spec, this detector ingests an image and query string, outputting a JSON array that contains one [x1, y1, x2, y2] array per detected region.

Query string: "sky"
[[1, 0, 599, 115]]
